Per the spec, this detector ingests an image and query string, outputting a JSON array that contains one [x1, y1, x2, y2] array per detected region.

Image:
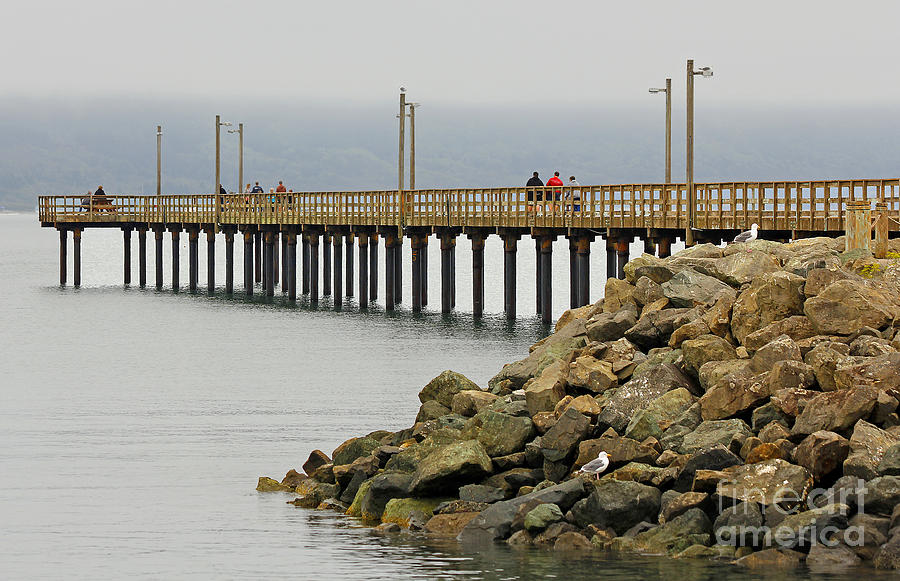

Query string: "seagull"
[[579, 451, 610, 480], [733, 223, 759, 251]]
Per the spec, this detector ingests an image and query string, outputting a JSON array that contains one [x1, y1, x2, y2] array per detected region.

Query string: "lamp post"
[[216, 115, 232, 195], [398, 87, 406, 191], [648, 78, 671, 183], [685, 59, 713, 246], [408, 102, 420, 189], [228, 123, 243, 194], [156, 125, 162, 197]]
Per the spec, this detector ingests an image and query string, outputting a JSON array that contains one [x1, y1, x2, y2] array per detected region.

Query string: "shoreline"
[[260, 236, 900, 571]]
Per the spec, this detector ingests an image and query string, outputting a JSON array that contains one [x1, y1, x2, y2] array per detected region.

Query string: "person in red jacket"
[[546, 171, 564, 211]]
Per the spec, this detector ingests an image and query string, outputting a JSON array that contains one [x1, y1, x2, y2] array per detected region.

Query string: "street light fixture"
[[648, 78, 672, 183], [216, 116, 232, 196], [685, 59, 714, 246], [156, 125, 162, 197], [408, 102, 421, 190], [228, 123, 243, 194], [398, 87, 406, 192]]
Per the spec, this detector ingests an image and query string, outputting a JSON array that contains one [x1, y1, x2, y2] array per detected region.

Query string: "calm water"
[[0, 212, 877, 579]]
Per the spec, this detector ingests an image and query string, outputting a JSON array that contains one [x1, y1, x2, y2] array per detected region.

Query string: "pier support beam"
[[138, 229, 147, 288], [188, 229, 199, 292], [394, 237, 403, 304], [309, 233, 319, 303], [155, 229, 163, 290], [540, 236, 555, 325], [440, 232, 455, 314], [643, 237, 656, 257], [576, 235, 591, 307], [658, 237, 672, 258], [358, 233, 369, 309], [369, 234, 378, 301], [568, 237, 577, 310], [451, 240, 456, 309], [123, 228, 132, 286], [385, 231, 398, 311], [264, 232, 275, 297], [502, 234, 518, 319], [287, 233, 297, 302], [73, 229, 82, 287], [605, 237, 616, 281], [243, 231, 253, 296], [616, 238, 631, 281], [470, 231, 486, 318], [332, 232, 343, 307], [345, 234, 354, 298], [254, 232, 262, 284], [281, 232, 288, 292], [411, 233, 424, 313], [323, 232, 332, 296], [535, 238, 543, 315], [421, 236, 429, 307], [171, 230, 180, 292], [59, 229, 67, 285], [301, 234, 310, 294], [225, 230, 234, 294], [206, 229, 215, 295]]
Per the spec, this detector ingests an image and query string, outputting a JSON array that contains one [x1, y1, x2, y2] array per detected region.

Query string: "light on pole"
[[216, 116, 232, 196], [156, 125, 162, 197], [686, 59, 713, 246], [398, 87, 406, 192], [228, 123, 243, 194], [408, 102, 421, 189], [648, 78, 672, 183]]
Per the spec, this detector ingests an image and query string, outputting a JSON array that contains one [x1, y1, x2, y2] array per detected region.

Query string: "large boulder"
[[633, 276, 664, 306], [843, 420, 899, 480], [866, 476, 900, 515], [331, 436, 381, 467], [574, 436, 658, 468], [792, 431, 850, 479], [541, 408, 591, 462], [598, 364, 696, 433], [382, 497, 446, 528], [585, 310, 637, 343], [712, 250, 782, 286], [624, 508, 712, 555], [879, 442, 900, 476], [302, 450, 331, 476], [419, 370, 482, 408], [716, 459, 814, 505], [625, 388, 696, 441], [662, 269, 735, 308], [450, 390, 499, 417], [805, 344, 851, 392], [791, 387, 879, 436], [804, 267, 862, 297], [358, 472, 414, 521], [743, 316, 817, 354], [570, 479, 662, 534], [682, 334, 737, 377], [523, 358, 569, 416], [458, 479, 586, 543], [765, 503, 850, 549], [672, 445, 742, 492], [698, 371, 769, 421], [833, 352, 900, 392], [603, 278, 637, 313], [461, 410, 535, 458], [713, 501, 764, 546], [624, 308, 694, 350], [566, 356, 618, 394], [679, 419, 752, 454], [489, 321, 588, 390], [523, 503, 564, 533], [408, 440, 493, 495], [804, 279, 900, 336], [748, 334, 802, 373], [730, 271, 806, 345]]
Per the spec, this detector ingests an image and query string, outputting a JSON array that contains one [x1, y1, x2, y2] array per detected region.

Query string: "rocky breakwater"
[[258, 237, 900, 570]]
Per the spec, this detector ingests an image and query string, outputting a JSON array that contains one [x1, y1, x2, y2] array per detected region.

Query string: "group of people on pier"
[[526, 171, 581, 210]]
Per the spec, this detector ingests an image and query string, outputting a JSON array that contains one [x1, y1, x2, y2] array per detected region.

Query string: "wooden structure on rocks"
[[39, 178, 900, 323]]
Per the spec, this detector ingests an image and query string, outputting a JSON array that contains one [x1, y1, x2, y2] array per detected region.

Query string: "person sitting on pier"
[[276, 181, 287, 193], [546, 171, 564, 211], [526, 171, 543, 210], [567, 175, 581, 212]]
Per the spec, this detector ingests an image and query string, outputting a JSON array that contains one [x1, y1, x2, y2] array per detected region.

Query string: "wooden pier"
[[39, 178, 900, 323]]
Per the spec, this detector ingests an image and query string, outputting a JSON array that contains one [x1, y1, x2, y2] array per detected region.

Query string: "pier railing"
[[38, 178, 900, 232]]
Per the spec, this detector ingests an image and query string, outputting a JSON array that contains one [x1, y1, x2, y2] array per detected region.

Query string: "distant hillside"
[[1, 97, 898, 211]]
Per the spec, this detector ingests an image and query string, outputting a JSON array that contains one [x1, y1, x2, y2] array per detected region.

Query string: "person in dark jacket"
[[526, 171, 543, 204], [251, 182, 264, 194], [219, 185, 227, 196]]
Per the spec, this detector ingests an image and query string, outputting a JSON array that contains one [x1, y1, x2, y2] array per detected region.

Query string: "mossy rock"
[[256, 476, 292, 492], [346, 478, 374, 518], [381, 497, 448, 527]]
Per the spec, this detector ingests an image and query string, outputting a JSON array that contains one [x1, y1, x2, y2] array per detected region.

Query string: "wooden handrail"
[[38, 179, 900, 232]]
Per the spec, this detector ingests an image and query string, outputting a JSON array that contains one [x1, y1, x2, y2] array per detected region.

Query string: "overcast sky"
[[4, 0, 899, 106]]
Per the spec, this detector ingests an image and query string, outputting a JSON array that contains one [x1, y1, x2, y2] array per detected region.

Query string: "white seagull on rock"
[[579, 451, 610, 480], [733, 223, 759, 251]]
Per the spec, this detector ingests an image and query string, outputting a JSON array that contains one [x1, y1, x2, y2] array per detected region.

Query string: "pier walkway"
[[39, 179, 900, 323]]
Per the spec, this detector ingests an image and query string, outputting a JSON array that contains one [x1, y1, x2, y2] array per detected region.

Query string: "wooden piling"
[[394, 237, 403, 304], [188, 229, 199, 292], [123, 228, 132, 286], [421, 236, 428, 307], [358, 232, 369, 309], [411, 233, 423, 313], [206, 229, 215, 295], [874, 202, 889, 259], [503, 234, 518, 319], [301, 234, 310, 294], [309, 233, 319, 303], [254, 232, 262, 284], [440, 232, 454, 314], [155, 229, 163, 290], [281, 232, 288, 292], [568, 238, 577, 310], [243, 230, 253, 296], [385, 231, 397, 311], [59, 229, 67, 285], [225, 230, 234, 294], [138, 229, 147, 288], [643, 237, 656, 257], [287, 233, 297, 302], [73, 229, 81, 287], [540, 236, 554, 325], [369, 233, 378, 301], [535, 238, 542, 315], [576, 235, 591, 307], [345, 233, 354, 297], [265, 232, 275, 298], [171, 230, 180, 292], [450, 239, 456, 309], [845, 200, 871, 253], [471, 232, 486, 318], [616, 238, 630, 280], [606, 237, 616, 280], [273, 233, 279, 289], [333, 232, 343, 307], [323, 232, 332, 296], [658, 237, 672, 258]]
